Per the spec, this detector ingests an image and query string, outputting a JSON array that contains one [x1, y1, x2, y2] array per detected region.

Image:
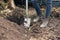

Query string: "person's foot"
[[33, 16, 40, 22], [24, 18, 31, 28], [40, 18, 49, 27]]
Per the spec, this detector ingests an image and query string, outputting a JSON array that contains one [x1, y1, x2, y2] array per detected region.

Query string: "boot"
[[33, 16, 40, 22], [40, 18, 49, 27]]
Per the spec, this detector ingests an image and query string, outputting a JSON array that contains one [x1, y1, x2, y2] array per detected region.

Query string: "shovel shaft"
[[26, 0, 29, 18]]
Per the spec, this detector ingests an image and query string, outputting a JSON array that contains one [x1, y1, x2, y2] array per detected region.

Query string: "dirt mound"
[[0, 17, 27, 40]]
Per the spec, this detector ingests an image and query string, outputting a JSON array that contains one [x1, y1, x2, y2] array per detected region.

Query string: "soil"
[[0, 17, 28, 40], [0, 7, 60, 40], [0, 17, 60, 40], [29, 18, 60, 40]]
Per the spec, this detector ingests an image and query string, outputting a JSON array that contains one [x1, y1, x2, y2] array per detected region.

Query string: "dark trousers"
[[30, 0, 52, 18]]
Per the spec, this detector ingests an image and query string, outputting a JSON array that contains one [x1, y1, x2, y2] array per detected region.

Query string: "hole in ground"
[[6, 9, 24, 25]]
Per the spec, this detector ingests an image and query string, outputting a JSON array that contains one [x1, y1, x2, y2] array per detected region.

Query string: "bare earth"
[[0, 7, 60, 40], [0, 17, 27, 40]]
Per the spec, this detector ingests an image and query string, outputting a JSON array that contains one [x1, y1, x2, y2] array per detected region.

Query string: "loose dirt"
[[0, 17, 28, 40], [0, 7, 60, 40]]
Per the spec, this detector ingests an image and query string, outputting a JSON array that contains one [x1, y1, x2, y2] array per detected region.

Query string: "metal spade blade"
[[24, 0, 31, 27]]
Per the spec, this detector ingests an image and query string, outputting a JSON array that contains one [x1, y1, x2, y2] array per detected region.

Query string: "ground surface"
[[0, 7, 60, 40], [29, 18, 60, 40], [0, 17, 28, 40], [0, 17, 60, 40]]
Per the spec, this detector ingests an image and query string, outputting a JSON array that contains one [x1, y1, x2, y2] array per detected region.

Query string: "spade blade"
[[24, 18, 31, 27]]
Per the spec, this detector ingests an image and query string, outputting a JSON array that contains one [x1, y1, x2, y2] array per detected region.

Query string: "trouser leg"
[[31, 0, 42, 16], [46, 0, 52, 18]]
